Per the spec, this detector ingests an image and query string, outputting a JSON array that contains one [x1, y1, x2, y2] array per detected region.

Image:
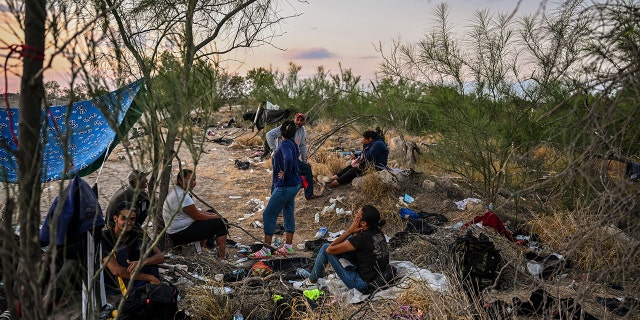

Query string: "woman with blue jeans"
[[251, 120, 302, 258], [296, 205, 389, 292]]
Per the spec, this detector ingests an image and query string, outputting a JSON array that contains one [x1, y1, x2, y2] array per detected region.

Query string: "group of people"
[[100, 112, 392, 296], [101, 168, 229, 296]]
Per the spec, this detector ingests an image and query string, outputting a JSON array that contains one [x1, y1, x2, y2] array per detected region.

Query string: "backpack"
[[119, 282, 179, 320], [453, 231, 501, 290]]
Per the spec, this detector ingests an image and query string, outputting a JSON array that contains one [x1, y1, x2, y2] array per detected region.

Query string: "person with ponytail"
[[250, 120, 302, 258], [295, 205, 390, 292]]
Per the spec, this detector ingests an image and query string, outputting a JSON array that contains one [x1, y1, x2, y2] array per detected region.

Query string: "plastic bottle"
[[232, 310, 244, 320], [296, 268, 311, 278], [488, 203, 494, 211], [314, 227, 328, 239], [314, 213, 320, 223]]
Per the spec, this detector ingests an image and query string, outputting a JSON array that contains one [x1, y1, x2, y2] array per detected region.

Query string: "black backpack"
[[453, 231, 501, 290], [119, 282, 179, 320]]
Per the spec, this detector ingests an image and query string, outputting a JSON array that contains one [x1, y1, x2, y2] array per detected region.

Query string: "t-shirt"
[[162, 185, 195, 234], [101, 228, 159, 291], [347, 228, 390, 282]]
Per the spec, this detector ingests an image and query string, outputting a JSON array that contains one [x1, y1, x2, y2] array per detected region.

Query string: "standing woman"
[[251, 120, 302, 258]]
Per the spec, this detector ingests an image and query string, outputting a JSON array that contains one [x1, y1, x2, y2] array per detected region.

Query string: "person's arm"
[[182, 204, 220, 220], [326, 214, 362, 255], [127, 245, 165, 273], [265, 127, 281, 150], [103, 254, 160, 284]]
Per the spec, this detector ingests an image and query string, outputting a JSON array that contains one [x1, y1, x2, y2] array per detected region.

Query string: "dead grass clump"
[[234, 132, 263, 147], [311, 152, 346, 178], [359, 169, 395, 202], [524, 212, 640, 283], [181, 283, 234, 320], [532, 144, 566, 172], [396, 279, 474, 319]]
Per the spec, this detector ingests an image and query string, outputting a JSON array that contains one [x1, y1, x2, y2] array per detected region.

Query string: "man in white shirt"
[[162, 169, 228, 259]]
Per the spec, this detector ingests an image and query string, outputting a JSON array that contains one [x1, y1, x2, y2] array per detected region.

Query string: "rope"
[[2, 44, 46, 147]]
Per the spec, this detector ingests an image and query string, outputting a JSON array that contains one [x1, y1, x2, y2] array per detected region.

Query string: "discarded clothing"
[[463, 211, 514, 242]]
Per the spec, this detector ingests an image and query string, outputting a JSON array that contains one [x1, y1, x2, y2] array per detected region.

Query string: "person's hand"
[[347, 215, 363, 234], [277, 170, 284, 179], [126, 259, 142, 273], [149, 276, 161, 285]]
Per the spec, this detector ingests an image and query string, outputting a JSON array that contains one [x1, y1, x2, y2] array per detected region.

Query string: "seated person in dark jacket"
[[295, 205, 390, 292], [102, 201, 164, 294], [326, 130, 389, 189]]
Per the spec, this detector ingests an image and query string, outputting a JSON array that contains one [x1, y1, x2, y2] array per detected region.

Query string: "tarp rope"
[[3, 44, 45, 147]]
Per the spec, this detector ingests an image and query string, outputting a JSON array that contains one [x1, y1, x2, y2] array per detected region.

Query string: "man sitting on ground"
[[102, 201, 164, 296]]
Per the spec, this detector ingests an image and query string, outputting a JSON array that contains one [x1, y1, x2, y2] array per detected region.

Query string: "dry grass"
[[234, 132, 263, 147], [181, 283, 234, 320]]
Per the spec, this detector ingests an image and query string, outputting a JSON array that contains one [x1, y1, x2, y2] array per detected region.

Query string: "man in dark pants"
[[266, 113, 322, 200]]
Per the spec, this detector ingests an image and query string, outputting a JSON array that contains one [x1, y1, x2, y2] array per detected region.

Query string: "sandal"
[[249, 247, 271, 259]]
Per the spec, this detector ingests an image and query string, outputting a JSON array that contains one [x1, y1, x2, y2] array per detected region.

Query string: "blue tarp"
[[0, 80, 144, 183]]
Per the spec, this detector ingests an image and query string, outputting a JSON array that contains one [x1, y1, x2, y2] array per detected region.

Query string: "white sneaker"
[[293, 278, 317, 291]]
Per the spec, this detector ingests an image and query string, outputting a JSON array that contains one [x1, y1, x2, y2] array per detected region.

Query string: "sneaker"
[[305, 194, 323, 200], [249, 247, 271, 259], [275, 244, 294, 256], [293, 278, 317, 291]]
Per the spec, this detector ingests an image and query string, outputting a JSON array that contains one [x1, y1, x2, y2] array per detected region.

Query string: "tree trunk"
[[15, 0, 46, 318]]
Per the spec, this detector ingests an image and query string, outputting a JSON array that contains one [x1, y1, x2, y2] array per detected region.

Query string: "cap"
[[127, 169, 149, 183], [294, 113, 306, 120]]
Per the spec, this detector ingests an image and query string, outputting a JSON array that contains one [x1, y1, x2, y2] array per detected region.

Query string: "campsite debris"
[[454, 197, 482, 210], [314, 212, 320, 223], [229, 195, 242, 199], [247, 198, 265, 212], [327, 230, 345, 241], [328, 196, 344, 204], [250, 221, 263, 228], [202, 286, 233, 295], [232, 310, 245, 320], [403, 193, 415, 204], [321, 203, 336, 214], [303, 289, 324, 301], [314, 227, 328, 239]]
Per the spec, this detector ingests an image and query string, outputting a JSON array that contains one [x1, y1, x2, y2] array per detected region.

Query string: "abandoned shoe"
[[305, 194, 323, 200]]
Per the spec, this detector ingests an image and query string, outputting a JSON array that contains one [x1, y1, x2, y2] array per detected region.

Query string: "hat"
[[127, 170, 149, 183], [294, 113, 306, 120]]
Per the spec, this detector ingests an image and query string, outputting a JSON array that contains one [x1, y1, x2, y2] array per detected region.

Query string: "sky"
[[2, 0, 548, 93]]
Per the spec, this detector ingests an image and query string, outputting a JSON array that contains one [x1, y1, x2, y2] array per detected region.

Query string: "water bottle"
[[488, 203, 494, 211], [296, 268, 311, 278], [232, 310, 244, 320], [314, 227, 327, 239]]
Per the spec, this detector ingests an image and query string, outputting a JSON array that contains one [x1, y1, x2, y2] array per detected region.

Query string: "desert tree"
[[97, 0, 298, 246]]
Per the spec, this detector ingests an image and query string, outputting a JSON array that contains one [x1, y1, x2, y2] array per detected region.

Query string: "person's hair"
[[115, 201, 136, 216], [362, 130, 379, 140], [361, 205, 386, 229], [280, 120, 297, 139], [177, 168, 193, 184]]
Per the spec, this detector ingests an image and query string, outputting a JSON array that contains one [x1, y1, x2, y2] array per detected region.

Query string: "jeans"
[[298, 160, 314, 198], [263, 184, 300, 235], [310, 243, 368, 291]]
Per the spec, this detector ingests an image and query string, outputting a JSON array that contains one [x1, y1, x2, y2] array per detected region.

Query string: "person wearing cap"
[[105, 169, 150, 228], [265, 112, 322, 200], [102, 201, 164, 295], [162, 168, 229, 259]]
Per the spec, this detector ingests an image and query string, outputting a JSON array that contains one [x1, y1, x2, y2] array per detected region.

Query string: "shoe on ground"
[[293, 278, 317, 291], [275, 244, 294, 256], [249, 247, 271, 259], [306, 194, 323, 200]]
